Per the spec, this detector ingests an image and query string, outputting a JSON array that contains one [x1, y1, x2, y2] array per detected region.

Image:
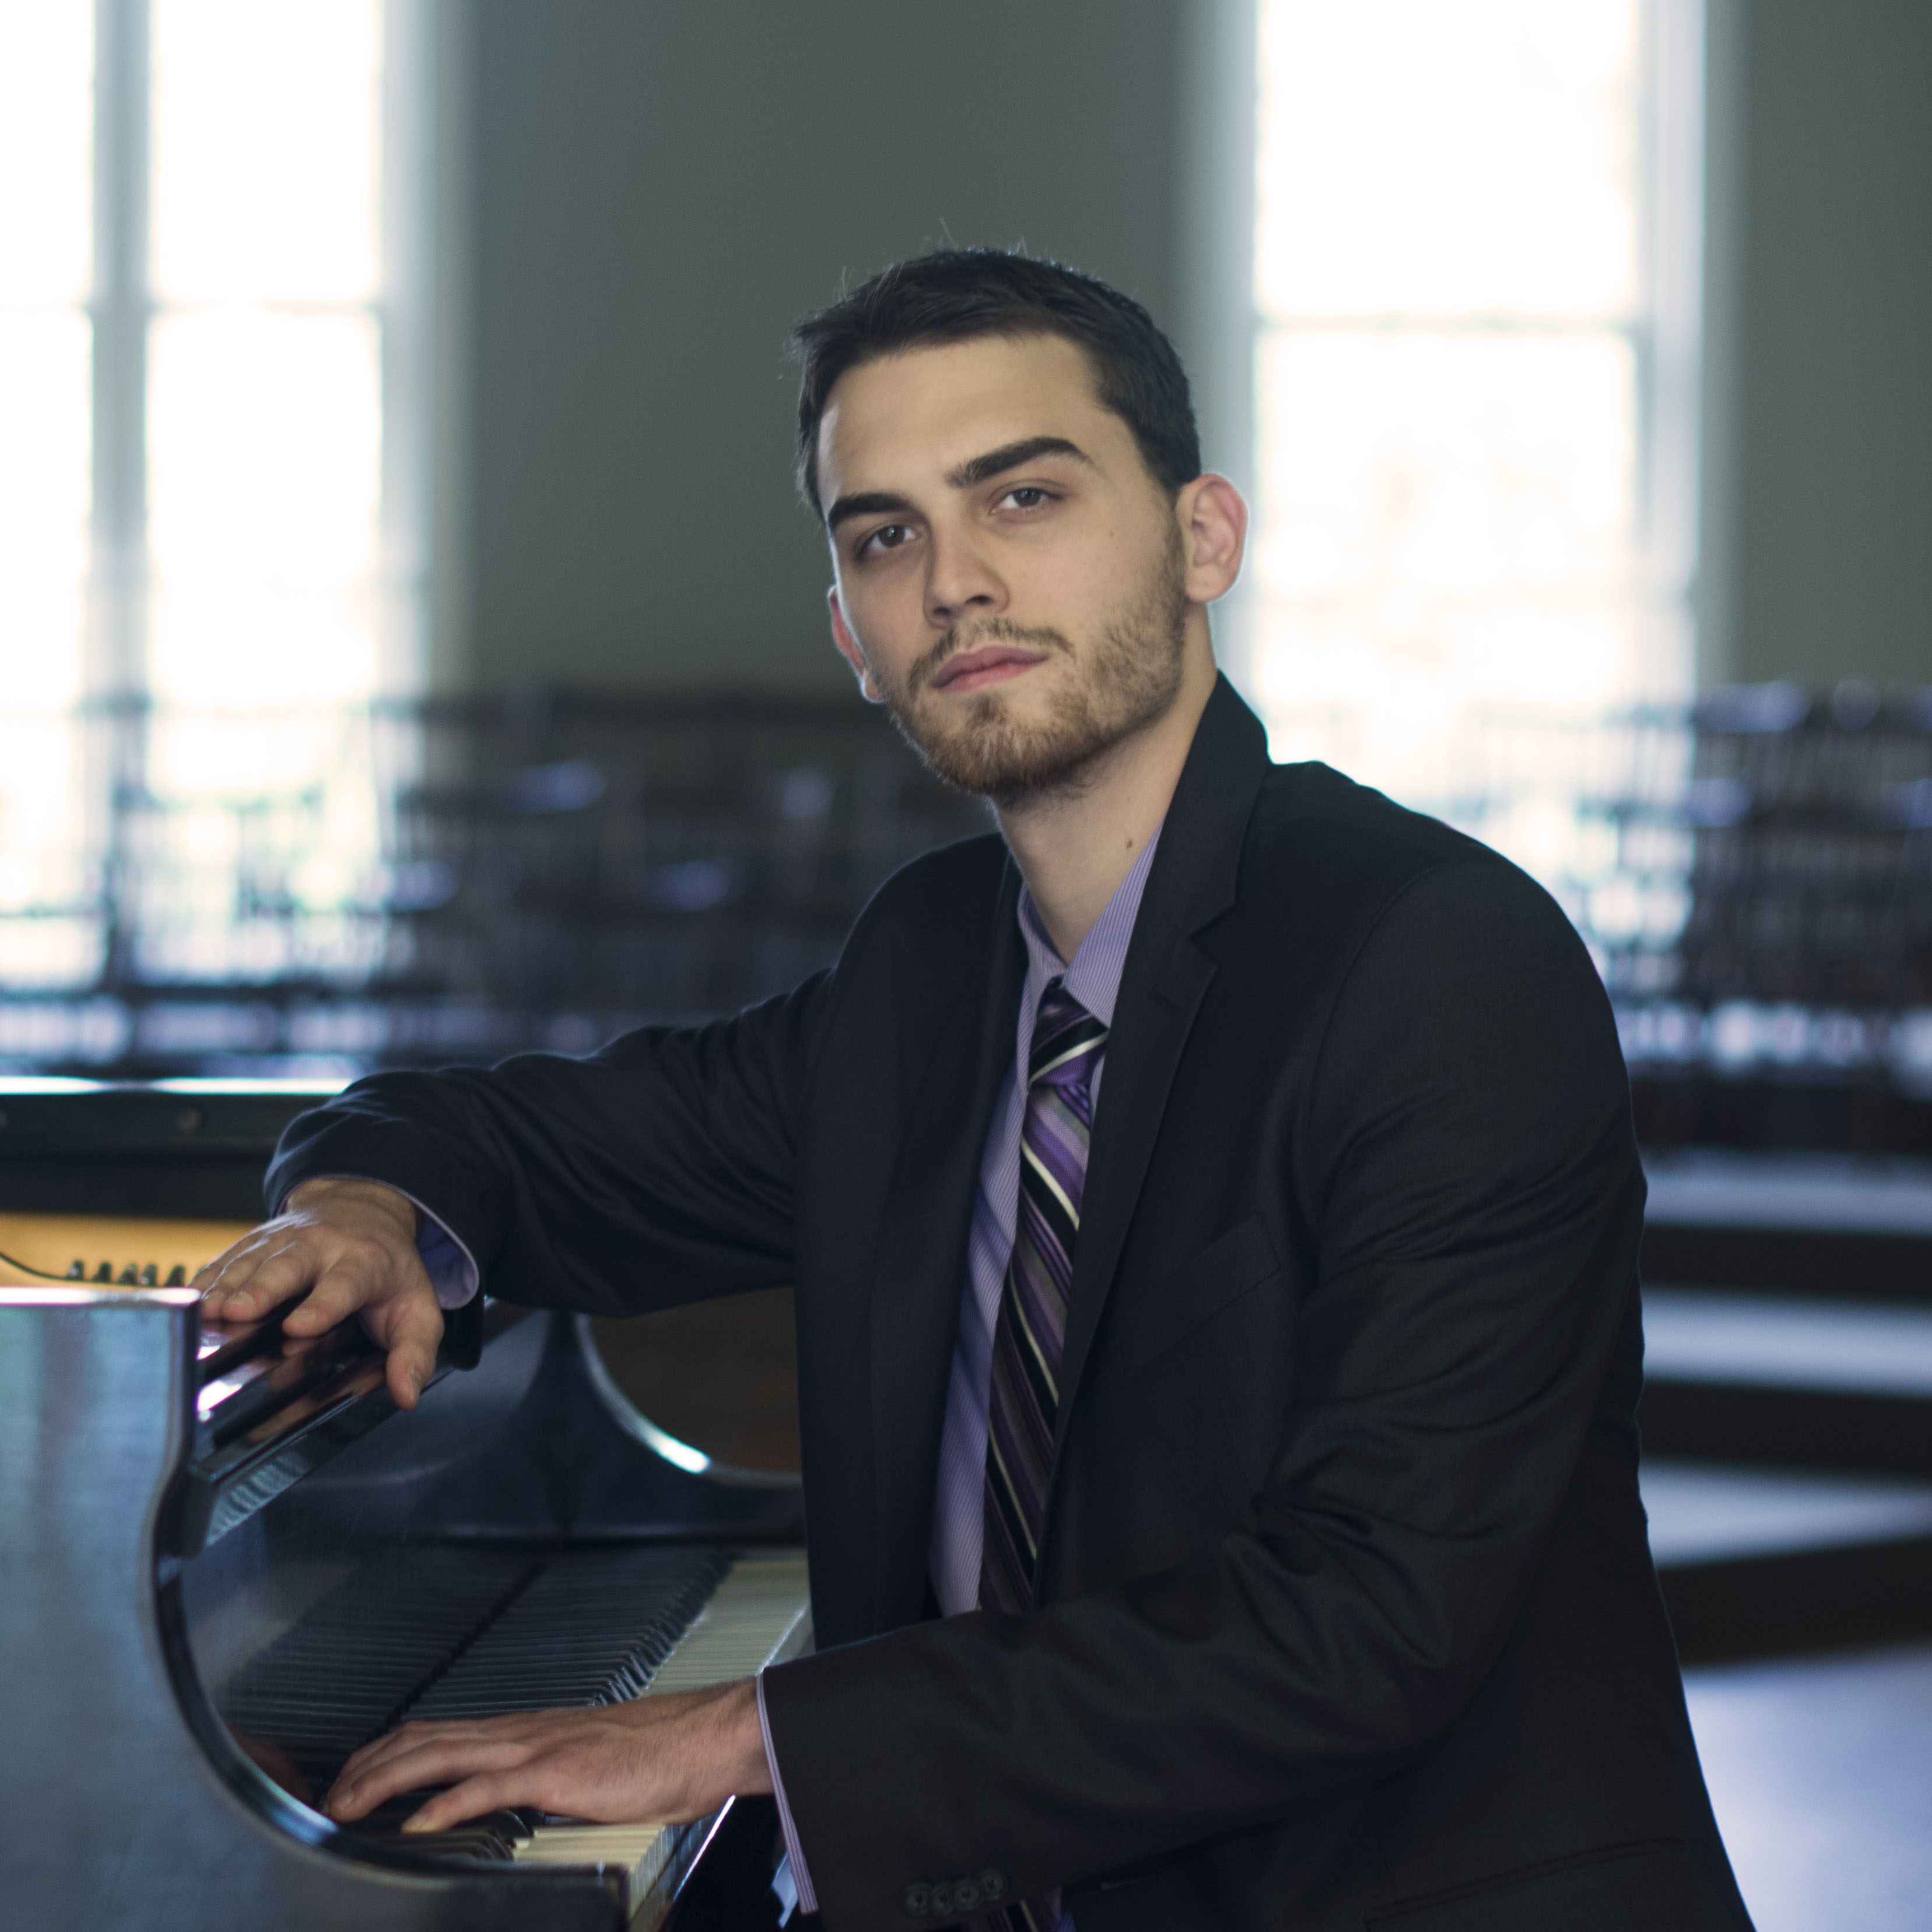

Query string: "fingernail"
[[401, 1816, 432, 1835]]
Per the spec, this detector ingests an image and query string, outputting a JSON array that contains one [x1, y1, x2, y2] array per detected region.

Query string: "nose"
[[924, 524, 1006, 631]]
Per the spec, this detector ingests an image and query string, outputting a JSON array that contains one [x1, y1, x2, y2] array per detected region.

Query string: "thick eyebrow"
[[825, 488, 917, 533], [825, 435, 1094, 533], [946, 435, 1093, 490]]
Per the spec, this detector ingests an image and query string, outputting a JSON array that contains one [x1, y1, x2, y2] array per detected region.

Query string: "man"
[[201, 251, 1751, 1931]]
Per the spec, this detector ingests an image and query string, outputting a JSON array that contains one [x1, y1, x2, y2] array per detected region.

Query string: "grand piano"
[[0, 1084, 812, 1931]]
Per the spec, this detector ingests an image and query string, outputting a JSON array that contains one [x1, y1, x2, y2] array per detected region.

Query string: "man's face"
[[816, 334, 1194, 806]]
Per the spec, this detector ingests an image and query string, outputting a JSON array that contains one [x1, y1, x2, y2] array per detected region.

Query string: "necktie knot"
[[1028, 980, 1107, 1093]]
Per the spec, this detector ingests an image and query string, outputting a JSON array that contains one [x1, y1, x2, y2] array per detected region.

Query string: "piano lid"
[[2, 1286, 627, 1930]]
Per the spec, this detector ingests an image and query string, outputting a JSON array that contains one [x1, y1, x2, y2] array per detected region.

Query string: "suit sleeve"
[[264, 971, 833, 1314], [759, 858, 1646, 1928]]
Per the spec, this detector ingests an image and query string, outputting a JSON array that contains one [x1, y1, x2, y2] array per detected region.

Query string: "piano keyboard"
[[219, 1544, 546, 1790], [506, 1552, 812, 1917], [403, 1547, 735, 1720], [276, 1550, 811, 1921]]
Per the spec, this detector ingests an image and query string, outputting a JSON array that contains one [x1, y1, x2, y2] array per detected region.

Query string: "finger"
[[335, 1715, 516, 1786], [403, 1771, 526, 1835], [329, 1737, 530, 1820], [364, 1280, 445, 1409], [194, 1232, 257, 1292], [202, 1235, 314, 1320], [228, 1239, 320, 1318], [195, 1228, 279, 1305], [329, 1709, 581, 1818], [276, 1248, 384, 1333], [276, 1212, 429, 1329], [332, 1713, 542, 1787], [334, 1727, 410, 1789]]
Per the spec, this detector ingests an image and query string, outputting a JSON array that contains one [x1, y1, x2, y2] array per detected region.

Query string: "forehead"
[[815, 334, 1124, 495]]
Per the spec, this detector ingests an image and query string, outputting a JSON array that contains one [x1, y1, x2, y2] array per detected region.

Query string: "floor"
[[1640, 1154, 1932, 1930], [1686, 1642, 1932, 1931]]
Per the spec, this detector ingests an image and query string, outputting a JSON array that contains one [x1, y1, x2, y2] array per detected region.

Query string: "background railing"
[[0, 690, 990, 1075], [1407, 683, 1932, 1100], [6, 682, 1932, 1144]]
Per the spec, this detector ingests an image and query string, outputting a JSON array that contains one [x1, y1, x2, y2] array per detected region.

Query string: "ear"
[[1174, 474, 1247, 606], [828, 585, 885, 703]]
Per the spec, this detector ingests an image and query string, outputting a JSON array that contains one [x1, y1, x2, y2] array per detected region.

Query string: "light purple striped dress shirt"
[[924, 826, 1162, 1622], [393, 825, 1164, 1920]]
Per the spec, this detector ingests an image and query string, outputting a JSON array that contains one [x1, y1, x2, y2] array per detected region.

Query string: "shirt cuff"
[[757, 1667, 819, 1917], [275, 1174, 480, 1311], [405, 1197, 481, 1310]]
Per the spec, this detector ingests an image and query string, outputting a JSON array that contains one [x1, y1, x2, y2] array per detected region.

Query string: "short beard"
[[872, 528, 1191, 809]]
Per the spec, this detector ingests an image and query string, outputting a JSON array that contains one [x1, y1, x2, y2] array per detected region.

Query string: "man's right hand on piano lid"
[[195, 1177, 446, 1411]]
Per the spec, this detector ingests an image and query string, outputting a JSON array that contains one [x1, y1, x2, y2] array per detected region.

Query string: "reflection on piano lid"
[[2, 1275, 808, 1932]]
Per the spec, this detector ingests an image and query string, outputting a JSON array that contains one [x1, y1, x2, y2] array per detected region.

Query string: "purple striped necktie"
[[978, 979, 1106, 1932]]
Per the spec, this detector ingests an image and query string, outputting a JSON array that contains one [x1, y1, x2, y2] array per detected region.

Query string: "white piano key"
[[510, 1552, 811, 1920], [642, 1552, 812, 1694]]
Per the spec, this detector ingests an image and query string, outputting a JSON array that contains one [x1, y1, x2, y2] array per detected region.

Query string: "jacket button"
[[980, 1868, 1008, 1902], [904, 1882, 931, 1916], [953, 1878, 983, 1912], [930, 1880, 953, 1914]]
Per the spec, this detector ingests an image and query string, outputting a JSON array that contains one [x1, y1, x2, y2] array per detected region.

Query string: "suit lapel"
[[1051, 677, 1271, 1471], [867, 857, 1025, 1630]]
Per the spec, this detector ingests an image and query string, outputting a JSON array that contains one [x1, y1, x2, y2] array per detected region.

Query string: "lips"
[[927, 644, 1050, 693]]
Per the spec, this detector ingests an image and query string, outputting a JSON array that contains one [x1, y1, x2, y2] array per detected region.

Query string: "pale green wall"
[[1702, 0, 1932, 689], [437, 3, 1932, 700], [440, 0, 1186, 696]]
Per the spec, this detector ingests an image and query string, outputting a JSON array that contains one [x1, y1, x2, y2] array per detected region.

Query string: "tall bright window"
[[0, 0, 422, 1001], [149, 0, 387, 717], [142, 0, 399, 983], [1248, 0, 1702, 886], [0, 5, 94, 987]]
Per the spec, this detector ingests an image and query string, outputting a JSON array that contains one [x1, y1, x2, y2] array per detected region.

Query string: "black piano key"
[[209, 1542, 734, 1797], [402, 1547, 730, 1724], [213, 1546, 539, 1786], [348, 1826, 519, 1864]]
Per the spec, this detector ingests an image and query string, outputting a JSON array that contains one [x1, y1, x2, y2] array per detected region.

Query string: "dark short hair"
[[789, 249, 1201, 517]]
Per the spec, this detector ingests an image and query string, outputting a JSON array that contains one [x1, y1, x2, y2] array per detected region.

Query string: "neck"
[[995, 635, 1218, 962]]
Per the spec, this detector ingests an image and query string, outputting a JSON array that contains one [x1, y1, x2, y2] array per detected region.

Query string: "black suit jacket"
[[268, 679, 1752, 1932]]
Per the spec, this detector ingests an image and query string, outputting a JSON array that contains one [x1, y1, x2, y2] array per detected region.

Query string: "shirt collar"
[[1015, 822, 1165, 1032]]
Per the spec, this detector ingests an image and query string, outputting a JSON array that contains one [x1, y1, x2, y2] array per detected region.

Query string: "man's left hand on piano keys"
[[324, 1677, 774, 1838]]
